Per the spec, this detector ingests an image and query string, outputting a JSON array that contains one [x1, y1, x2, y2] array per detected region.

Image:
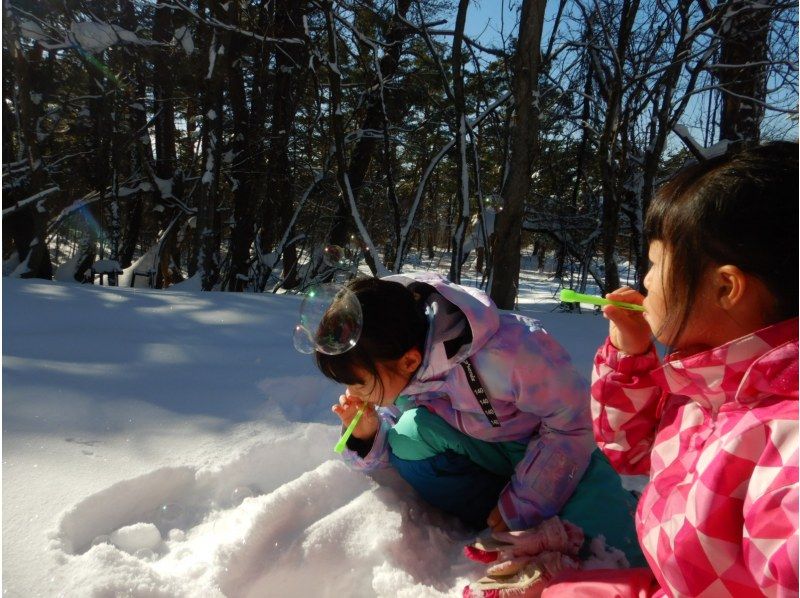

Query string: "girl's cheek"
[[643, 309, 664, 338]]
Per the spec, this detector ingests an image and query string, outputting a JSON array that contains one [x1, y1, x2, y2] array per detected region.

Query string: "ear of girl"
[[397, 347, 423, 377], [710, 264, 779, 345]]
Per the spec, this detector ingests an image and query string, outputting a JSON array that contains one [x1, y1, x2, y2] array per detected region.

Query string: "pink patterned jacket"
[[592, 318, 798, 597]]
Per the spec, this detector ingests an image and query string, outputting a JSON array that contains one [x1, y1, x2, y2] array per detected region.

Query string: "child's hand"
[[603, 287, 652, 355], [331, 394, 379, 440], [487, 506, 509, 532]]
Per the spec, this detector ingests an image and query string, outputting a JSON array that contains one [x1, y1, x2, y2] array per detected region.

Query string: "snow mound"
[[51, 438, 478, 597], [110, 523, 162, 554], [4, 277, 618, 597]]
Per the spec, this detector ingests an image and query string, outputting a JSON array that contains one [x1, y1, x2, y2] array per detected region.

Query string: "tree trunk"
[[489, 0, 546, 308], [257, 1, 308, 291], [448, 0, 470, 284], [715, 0, 771, 143], [152, 0, 178, 182], [327, 0, 413, 271], [5, 15, 53, 279], [597, 0, 639, 295], [324, 3, 387, 277], [191, 14, 232, 290], [556, 30, 593, 281]]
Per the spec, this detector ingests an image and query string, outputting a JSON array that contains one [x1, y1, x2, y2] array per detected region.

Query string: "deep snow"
[[3, 264, 630, 597]]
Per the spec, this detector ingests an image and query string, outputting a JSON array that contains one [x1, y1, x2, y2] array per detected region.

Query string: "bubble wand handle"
[[334, 404, 367, 453], [560, 289, 646, 312]]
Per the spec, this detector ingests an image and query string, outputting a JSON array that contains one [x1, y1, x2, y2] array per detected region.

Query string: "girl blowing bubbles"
[[314, 272, 645, 572], [588, 142, 798, 597]]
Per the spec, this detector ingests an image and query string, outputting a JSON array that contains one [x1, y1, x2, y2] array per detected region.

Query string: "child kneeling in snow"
[[311, 273, 646, 591]]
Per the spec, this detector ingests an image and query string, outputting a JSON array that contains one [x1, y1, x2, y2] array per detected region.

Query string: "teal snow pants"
[[387, 407, 645, 567]]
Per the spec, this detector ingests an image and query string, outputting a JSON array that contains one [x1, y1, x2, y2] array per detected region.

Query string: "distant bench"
[[90, 259, 123, 286]]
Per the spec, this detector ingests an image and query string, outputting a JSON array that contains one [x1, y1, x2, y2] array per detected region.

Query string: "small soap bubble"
[[134, 548, 155, 560], [91, 534, 111, 547], [158, 503, 184, 527], [230, 486, 254, 506], [292, 324, 315, 354], [322, 244, 345, 267], [168, 528, 186, 542]]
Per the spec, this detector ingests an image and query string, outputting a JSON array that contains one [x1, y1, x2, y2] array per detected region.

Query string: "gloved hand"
[[463, 551, 578, 598], [462, 517, 584, 597], [465, 516, 584, 574]]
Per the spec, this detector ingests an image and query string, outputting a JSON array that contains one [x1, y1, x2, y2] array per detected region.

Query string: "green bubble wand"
[[334, 404, 366, 453], [560, 289, 646, 312]]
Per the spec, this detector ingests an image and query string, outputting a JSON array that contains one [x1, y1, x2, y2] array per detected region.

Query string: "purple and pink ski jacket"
[[592, 317, 799, 597], [342, 273, 595, 530]]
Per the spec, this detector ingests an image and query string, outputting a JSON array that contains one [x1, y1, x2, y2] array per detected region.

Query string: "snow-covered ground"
[[3, 260, 618, 597]]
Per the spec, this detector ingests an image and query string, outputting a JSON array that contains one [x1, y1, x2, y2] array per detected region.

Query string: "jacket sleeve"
[[496, 330, 596, 530], [590, 337, 662, 475], [742, 417, 799, 596], [340, 407, 398, 471]]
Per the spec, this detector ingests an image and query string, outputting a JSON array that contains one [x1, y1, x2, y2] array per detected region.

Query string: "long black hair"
[[645, 141, 798, 346]]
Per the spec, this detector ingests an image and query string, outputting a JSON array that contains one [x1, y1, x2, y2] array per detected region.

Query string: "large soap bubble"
[[292, 283, 362, 355], [322, 244, 346, 268], [157, 503, 184, 527], [230, 485, 254, 506]]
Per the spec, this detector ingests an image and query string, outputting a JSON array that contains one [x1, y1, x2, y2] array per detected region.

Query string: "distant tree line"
[[3, 0, 796, 307]]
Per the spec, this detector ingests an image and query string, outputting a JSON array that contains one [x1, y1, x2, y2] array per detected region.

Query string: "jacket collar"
[[383, 273, 500, 386], [652, 318, 798, 413]]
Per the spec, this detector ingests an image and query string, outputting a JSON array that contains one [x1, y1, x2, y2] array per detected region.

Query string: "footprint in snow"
[[50, 433, 472, 597]]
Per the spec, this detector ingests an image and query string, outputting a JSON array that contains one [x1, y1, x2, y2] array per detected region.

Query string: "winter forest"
[[3, 0, 798, 304]]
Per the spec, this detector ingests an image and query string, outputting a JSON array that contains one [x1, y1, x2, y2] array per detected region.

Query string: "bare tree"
[[4, 10, 54, 279], [447, 0, 470, 284], [190, 6, 232, 290], [490, 0, 547, 308], [2, 0, 795, 296], [712, 0, 774, 142]]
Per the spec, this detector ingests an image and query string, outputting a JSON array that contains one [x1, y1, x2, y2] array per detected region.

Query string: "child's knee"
[[388, 408, 441, 460], [560, 450, 645, 567]]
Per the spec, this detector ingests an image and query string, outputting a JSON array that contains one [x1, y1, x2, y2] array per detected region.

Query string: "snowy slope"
[[3, 272, 614, 597]]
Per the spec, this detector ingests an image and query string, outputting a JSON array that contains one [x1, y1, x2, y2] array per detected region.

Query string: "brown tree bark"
[[5, 16, 53, 279], [152, 0, 178, 181], [191, 9, 232, 290], [448, 0, 470, 284], [489, 0, 547, 309], [256, 1, 308, 290], [715, 0, 771, 143]]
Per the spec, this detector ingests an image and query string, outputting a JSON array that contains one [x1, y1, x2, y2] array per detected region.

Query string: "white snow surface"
[[3, 263, 629, 597]]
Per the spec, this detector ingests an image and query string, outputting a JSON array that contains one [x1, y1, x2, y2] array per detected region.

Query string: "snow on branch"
[[166, 0, 304, 46], [672, 124, 730, 160], [2, 186, 59, 218], [69, 21, 162, 54], [394, 91, 512, 270]]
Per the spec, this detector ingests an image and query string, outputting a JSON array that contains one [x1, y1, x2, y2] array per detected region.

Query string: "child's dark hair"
[[315, 277, 428, 395], [645, 141, 798, 346]]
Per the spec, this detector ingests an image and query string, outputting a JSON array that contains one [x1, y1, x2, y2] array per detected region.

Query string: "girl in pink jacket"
[[578, 142, 798, 597]]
